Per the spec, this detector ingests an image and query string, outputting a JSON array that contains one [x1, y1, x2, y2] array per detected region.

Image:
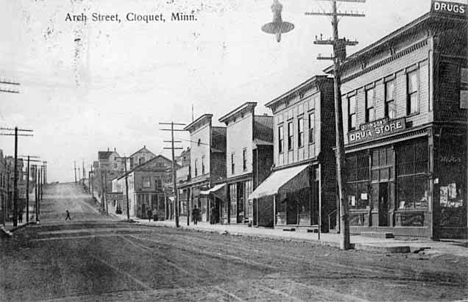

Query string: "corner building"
[[325, 10, 468, 239]]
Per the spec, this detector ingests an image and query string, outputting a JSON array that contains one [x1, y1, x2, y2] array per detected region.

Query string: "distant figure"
[[192, 206, 200, 225], [147, 209, 153, 222], [210, 206, 216, 225], [18, 210, 23, 223], [65, 210, 72, 221]]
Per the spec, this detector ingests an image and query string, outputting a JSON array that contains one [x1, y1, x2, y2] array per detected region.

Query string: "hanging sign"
[[348, 117, 406, 144], [431, 1, 467, 17]]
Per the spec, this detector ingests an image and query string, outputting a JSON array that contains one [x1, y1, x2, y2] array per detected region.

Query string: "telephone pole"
[[262, 0, 365, 250], [160, 122, 185, 228], [116, 156, 131, 220], [19, 155, 40, 223], [74, 161, 77, 184], [0, 127, 34, 227], [306, 0, 365, 250]]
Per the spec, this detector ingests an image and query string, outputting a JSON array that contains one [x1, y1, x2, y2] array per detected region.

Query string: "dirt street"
[[1, 183, 467, 301]]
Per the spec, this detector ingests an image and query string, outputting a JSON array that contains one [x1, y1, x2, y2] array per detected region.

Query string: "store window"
[[278, 126, 284, 153], [371, 147, 394, 182], [385, 80, 396, 119], [287, 121, 294, 151], [407, 70, 419, 115], [347, 152, 370, 209], [461, 67, 468, 109], [365, 88, 375, 122], [308, 111, 315, 144], [298, 118, 304, 148], [348, 95, 356, 131], [396, 139, 428, 209]]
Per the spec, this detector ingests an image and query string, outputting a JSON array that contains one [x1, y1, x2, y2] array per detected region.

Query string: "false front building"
[[183, 114, 226, 223], [219, 102, 274, 225], [325, 8, 467, 239], [250, 75, 337, 230]]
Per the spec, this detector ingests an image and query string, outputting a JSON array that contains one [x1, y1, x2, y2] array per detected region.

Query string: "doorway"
[[379, 183, 389, 226]]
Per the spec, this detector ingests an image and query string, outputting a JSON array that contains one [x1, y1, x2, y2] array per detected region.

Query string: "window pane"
[[350, 114, 356, 130], [386, 81, 395, 101], [372, 150, 379, 167], [409, 94, 418, 113], [349, 96, 356, 114], [366, 89, 374, 108], [298, 118, 304, 147], [409, 72, 418, 93], [414, 176, 428, 209]]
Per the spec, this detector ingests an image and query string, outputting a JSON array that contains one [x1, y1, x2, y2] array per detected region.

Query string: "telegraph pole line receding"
[[306, 0, 366, 250], [0, 126, 34, 227], [160, 122, 185, 228]]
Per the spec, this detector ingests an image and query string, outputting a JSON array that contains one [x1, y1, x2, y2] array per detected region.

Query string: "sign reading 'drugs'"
[[348, 117, 406, 144], [431, 1, 468, 16]]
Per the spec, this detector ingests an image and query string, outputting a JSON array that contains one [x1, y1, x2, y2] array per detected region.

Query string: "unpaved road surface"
[[1, 183, 468, 301]]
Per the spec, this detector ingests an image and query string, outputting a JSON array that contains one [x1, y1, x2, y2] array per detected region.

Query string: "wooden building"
[[325, 8, 467, 239], [251, 75, 337, 230]]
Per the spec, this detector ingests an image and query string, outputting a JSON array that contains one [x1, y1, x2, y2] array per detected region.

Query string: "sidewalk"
[[115, 215, 468, 257]]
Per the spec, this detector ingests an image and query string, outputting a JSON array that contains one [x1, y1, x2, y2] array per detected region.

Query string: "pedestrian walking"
[[65, 210, 72, 221], [147, 208, 153, 222], [192, 206, 199, 225]]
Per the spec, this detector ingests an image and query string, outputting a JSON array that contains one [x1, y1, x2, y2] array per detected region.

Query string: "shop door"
[[379, 183, 389, 226], [141, 203, 146, 219], [286, 199, 298, 225]]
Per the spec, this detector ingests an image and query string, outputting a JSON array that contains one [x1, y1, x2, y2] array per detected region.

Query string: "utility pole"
[[0, 127, 33, 227], [19, 156, 40, 223], [74, 161, 77, 184], [160, 122, 185, 228], [305, 0, 365, 250], [262, 0, 365, 250]]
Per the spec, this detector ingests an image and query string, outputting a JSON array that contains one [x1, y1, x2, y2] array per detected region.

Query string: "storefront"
[[136, 192, 166, 220], [249, 163, 322, 229], [346, 123, 467, 239], [227, 180, 253, 224], [201, 183, 226, 224]]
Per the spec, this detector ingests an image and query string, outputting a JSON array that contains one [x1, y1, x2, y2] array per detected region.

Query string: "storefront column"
[[273, 194, 277, 228], [429, 128, 438, 240]]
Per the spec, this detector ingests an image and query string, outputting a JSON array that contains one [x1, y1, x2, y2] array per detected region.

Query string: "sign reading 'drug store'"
[[431, 0, 468, 17], [348, 117, 406, 144]]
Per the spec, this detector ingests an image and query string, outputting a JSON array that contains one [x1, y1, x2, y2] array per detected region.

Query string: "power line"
[[160, 121, 186, 228]]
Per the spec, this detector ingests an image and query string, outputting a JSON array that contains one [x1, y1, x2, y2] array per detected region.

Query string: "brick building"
[[325, 8, 467, 238]]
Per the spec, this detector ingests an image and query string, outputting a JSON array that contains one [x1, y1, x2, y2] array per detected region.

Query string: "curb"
[[129, 220, 414, 253]]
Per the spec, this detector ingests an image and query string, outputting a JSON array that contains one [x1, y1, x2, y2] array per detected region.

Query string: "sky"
[[0, 0, 463, 182]]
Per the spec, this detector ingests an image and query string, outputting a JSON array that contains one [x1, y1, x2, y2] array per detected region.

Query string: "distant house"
[[219, 102, 274, 225], [127, 146, 156, 171], [95, 148, 124, 201], [113, 155, 180, 219]]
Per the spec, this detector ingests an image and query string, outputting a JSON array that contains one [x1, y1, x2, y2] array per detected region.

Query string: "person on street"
[[210, 206, 216, 224], [65, 210, 72, 221], [18, 209, 23, 223], [192, 206, 199, 225], [147, 208, 153, 222]]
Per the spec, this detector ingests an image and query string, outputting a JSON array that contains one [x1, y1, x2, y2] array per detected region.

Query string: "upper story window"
[[385, 80, 396, 119], [197, 139, 201, 146], [287, 121, 294, 151], [155, 178, 162, 190], [348, 95, 357, 131], [407, 70, 419, 115], [365, 88, 375, 123], [201, 155, 205, 175], [139, 157, 145, 165], [231, 153, 235, 174], [278, 126, 284, 153], [308, 111, 315, 144], [297, 118, 304, 148], [242, 149, 247, 171], [143, 177, 151, 188], [194, 159, 198, 177]]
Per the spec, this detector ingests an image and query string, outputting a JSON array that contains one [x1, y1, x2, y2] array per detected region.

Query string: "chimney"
[[114, 147, 116, 152], [107, 147, 109, 151]]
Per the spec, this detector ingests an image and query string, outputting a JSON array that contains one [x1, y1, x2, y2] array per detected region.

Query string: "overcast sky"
[[0, 0, 464, 182]]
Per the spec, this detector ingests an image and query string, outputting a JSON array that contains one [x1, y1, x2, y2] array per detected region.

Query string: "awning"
[[249, 164, 310, 200], [200, 183, 226, 199]]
